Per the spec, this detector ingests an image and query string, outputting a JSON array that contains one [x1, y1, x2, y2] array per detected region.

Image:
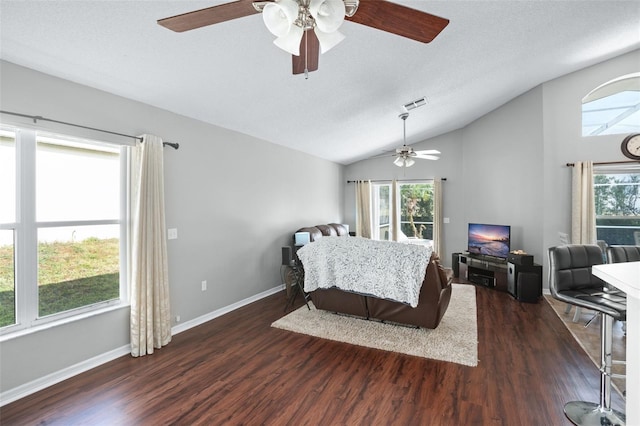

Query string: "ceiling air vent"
[[403, 97, 428, 111]]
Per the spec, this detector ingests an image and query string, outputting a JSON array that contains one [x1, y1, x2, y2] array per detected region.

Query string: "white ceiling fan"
[[392, 112, 440, 167]]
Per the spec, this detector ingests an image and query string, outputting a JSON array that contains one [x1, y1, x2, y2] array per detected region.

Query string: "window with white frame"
[[594, 164, 640, 245], [0, 127, 128, 332]]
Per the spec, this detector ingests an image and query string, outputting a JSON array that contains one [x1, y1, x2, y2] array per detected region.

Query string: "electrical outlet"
[[168, 228, 178, 240], [201, 280, 207, 291], [175, 315, 181, 323]]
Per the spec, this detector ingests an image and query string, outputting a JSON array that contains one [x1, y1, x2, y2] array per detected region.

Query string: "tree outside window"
[[594, 172, 640, 245], [399, 183, 433, 239]]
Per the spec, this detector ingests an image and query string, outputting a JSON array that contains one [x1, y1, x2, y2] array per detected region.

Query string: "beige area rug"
[[545, 295, 626, 397], [272, 284, 478, 367]]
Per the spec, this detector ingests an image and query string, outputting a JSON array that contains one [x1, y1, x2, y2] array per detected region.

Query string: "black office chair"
[[548, 244, 627, 426]]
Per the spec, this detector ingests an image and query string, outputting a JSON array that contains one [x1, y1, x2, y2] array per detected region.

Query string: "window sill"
[[0, 302, 130, 343]]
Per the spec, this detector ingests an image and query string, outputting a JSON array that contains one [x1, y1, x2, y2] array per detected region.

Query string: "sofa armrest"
[[439, 263, 453, 289], [431, 254, 452, 290]]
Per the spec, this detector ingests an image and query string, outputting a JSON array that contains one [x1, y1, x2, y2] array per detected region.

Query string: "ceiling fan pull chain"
[[304, 30, 309, 80]]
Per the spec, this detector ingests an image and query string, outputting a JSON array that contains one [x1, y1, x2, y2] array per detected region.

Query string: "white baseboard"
[[0, 345, 131, 406], [171, 284, 284, 335], [0, 284, 285, 407]]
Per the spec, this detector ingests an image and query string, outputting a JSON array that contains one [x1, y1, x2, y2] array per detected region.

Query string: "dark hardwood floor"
[[1, 283, 625, 425]]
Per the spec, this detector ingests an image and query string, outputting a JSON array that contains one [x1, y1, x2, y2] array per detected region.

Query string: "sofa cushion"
[[328, 223, 349, 236], [315, 224, 337, 237]]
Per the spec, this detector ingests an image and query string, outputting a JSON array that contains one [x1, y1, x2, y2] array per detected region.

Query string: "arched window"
[[582, 72, 640, 136]]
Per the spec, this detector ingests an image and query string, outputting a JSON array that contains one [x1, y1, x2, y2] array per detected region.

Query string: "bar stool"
[[548, 244, 627, 426], [607, 245, 640, 265], [607, 245, 639, 336]]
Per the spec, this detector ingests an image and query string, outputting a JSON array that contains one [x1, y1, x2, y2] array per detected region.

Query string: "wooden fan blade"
[[158, 0, 261, 32], [415, 149, 441, 155], [293, 30, 320, 75], [346, 1, 449, 43]]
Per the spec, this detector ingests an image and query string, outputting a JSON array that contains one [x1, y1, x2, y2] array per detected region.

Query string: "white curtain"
[[355, 180, 372, 239], [130, 134, 172, 357], [571, 161, 596, 245], [433, 178, 443, 255]]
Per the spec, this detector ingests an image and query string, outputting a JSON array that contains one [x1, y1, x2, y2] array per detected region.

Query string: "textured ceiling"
[[1, 1, 639, 164]]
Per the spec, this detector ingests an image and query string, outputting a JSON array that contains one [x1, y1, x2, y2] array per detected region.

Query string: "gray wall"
[[461, 86, 544, 264], [344, 49, 640, 278], [0, 61, 344, 394]]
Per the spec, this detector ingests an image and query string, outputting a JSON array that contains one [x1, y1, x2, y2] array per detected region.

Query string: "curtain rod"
[[566, 160, 639, 167], [347, 178, 446, 183], [0, 110, 179, 150]]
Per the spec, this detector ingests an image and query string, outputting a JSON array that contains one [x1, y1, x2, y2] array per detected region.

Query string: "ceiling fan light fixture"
[[394, 157, 405, 167], [273, 24, 304, 55], [158, 0, 449, 76], [314, 27, 345, 53], [262, 0, 299, 37], [309, 0, 346, 33], [404, 157, 416, 167]]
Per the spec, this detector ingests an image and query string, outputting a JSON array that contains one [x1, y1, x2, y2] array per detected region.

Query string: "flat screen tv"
[[467, 223, 511, 259]]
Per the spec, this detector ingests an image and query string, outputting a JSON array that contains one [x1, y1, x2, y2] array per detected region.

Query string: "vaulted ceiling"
[[1, 1, 639, 164]]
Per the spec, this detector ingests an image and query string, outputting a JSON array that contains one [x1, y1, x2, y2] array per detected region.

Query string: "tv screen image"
[[468, 223, 511, 258]]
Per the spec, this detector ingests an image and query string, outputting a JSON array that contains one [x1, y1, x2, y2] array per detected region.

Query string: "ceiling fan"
[[391, 112, 440, 167], [157, 0, 449, 76]]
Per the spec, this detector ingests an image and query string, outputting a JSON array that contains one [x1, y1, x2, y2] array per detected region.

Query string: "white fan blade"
[[415, 154, 440, 160], [369, 150, 398, 159], [414, 149, 441, 155]]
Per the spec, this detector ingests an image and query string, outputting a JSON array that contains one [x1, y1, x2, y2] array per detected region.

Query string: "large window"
[[0, 127, 128, 332], [594, 165, 640, 245], [370, 181, 434, 244]]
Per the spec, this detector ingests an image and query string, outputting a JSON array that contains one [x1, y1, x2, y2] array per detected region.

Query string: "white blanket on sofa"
[[296, 237, 432, 307]]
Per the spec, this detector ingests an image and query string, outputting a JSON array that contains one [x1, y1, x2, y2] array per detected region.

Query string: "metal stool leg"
[[564, 313, 625, 425]]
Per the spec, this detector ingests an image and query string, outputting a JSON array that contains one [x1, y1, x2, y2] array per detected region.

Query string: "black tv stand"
[[457, 253, 508, 291], [456, 252, 542, 302]]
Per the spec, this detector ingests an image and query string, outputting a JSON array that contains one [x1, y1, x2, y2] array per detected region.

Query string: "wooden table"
[[592, 261, 640, 425]]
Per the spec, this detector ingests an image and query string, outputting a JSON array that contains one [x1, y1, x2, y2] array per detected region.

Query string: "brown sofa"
[[294, 224, 453, 329]]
